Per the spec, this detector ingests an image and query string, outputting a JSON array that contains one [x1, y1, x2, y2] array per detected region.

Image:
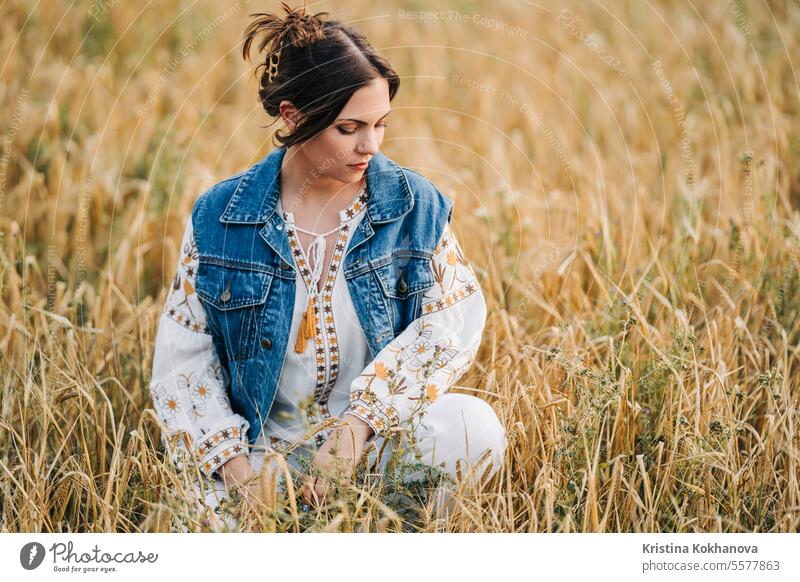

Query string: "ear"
[[279, 100, 303, 131]]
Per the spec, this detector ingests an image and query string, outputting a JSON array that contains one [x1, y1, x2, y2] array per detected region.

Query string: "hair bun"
[[242, 2, 329, 83]]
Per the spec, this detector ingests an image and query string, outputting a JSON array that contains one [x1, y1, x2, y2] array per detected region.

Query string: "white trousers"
[[181, 393, 506, 530]]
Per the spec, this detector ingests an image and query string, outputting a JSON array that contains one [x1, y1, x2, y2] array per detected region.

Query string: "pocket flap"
[[375, 254, 435, 299], [196, 261, 273, 310]]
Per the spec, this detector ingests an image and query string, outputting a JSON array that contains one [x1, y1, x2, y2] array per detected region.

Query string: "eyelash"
[[337, 121, 389, 135]]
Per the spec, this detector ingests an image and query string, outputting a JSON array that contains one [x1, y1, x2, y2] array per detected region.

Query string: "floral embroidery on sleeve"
[[423, 221, 480, 314], [149, 217, 250, 478], [163, 226, 209, 333], [347, 221, 487, 436]]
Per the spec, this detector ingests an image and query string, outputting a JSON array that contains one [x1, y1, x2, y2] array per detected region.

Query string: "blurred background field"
[[1, 0, 799, 532]]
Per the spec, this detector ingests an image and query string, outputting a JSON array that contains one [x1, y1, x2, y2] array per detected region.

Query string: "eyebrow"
[[335, 110, 391, 124]]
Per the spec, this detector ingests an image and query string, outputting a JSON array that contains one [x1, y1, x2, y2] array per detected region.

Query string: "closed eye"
[[337, 121, 389, 136]]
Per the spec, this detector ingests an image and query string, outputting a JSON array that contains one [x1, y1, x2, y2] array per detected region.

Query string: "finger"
[[313, 478, 326, 504], [305, 480, 321, 507], [308, 487, 320, 506], [302, 484, 313, 506], [305, 478, 324, 507]]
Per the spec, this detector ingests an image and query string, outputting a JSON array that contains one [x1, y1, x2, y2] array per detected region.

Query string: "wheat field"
[[1, 0, 799, 532]]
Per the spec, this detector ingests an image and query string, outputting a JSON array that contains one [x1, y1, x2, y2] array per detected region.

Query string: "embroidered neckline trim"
[[279, 180, 368, 226]]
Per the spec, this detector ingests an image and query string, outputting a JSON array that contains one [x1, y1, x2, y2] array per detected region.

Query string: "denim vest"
[[190, 146, 454, 444]]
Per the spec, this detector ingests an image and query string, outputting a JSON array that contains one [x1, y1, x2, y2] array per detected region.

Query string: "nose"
[[360, 130, 380, 155]]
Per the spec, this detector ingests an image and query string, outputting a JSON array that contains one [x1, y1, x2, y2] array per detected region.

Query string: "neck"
[[281, 144, 362, 213]]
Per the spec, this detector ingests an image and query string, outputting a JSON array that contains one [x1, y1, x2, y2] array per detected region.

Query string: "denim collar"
[[219, 146, 413, 225]]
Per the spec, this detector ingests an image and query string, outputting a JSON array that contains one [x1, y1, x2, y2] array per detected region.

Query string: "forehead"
[[338, 78, 391, 118]]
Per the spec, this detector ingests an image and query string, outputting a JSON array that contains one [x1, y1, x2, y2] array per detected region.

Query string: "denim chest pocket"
[[195, 260, 273, 361], [374, 252, 435, 331]]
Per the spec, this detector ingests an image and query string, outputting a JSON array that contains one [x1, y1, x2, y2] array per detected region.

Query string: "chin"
[[334, 168, 364, 183]]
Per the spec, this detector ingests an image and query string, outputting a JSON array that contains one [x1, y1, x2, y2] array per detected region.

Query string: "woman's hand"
[[219, 455, 263, 505], [219, 454, 251, 486], [302, 413, 374, 507]]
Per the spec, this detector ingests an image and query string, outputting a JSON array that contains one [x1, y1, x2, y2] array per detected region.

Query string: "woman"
[[148, 3, 506, 529]]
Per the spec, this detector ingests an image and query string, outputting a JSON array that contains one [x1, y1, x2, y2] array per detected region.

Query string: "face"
[[283, 77, 391, 184]]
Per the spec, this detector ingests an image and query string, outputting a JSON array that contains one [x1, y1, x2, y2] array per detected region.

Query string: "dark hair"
[[242, 2, 400, 148]]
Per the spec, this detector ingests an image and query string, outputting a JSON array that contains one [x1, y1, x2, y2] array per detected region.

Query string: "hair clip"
[[267, 48, 282, 83]]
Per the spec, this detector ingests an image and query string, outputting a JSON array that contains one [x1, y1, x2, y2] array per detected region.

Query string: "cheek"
[[301, 138, 340, 174], [318, 131, 362, 178], [317, 128, 353, 158]]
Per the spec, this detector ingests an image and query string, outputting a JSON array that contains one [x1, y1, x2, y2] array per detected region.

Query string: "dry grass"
[[1, 0, 799, 532]]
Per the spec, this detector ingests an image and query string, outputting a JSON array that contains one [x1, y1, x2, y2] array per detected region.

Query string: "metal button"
[[276, 223, 283, 231], [220, 289, 231, 302], [261, 338, 272, 349], [280, 259, 292, 270], [397, 277, 408, 294]]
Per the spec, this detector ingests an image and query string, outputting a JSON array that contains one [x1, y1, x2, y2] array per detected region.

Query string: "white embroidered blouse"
[[149, 183, 487, 478]]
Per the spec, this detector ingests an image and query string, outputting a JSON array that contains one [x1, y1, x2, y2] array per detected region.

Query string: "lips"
[[348, 161, 368, 169]]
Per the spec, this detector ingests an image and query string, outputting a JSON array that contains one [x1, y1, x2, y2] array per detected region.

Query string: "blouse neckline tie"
[[288, 180, 367, 353], [292, 222, 342, 353]]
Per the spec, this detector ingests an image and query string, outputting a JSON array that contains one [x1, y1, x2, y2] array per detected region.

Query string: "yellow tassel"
[[294, 295, 317, 353]]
